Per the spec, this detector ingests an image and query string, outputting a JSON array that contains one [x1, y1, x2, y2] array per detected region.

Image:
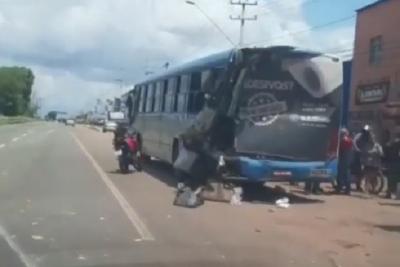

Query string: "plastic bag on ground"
[[275, 197, 290, 208], [173, 187, 204, 208], [230, 187, 243, 206]]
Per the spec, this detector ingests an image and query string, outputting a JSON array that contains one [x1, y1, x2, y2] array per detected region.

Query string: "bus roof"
[[134, 46, 330, 87], [136, 49, 235, 86]]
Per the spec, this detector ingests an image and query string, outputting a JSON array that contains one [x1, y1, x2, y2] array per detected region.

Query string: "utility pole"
[[230, 0, 258, 47]]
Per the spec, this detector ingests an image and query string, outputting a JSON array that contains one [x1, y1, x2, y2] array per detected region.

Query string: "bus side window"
[[165, 78, 175, 113], [188, 72, 203, 113], [139, 85, 147, 113], [154, 82, 162, 113], [177, 74, 190, 113], [161, 80, 168, 112], [146, 83, 155, 113], [173, 77, 181, 112]]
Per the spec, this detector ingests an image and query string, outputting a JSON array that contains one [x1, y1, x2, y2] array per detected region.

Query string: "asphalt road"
[[0, 122, 399, 267]]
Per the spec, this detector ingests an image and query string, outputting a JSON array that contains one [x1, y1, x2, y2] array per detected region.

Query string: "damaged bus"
[[126, 46, 342, 184]]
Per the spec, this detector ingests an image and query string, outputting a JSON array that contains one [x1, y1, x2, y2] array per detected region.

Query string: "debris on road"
[[275, 197, 290, 209], [230, 187, 243, 205], [174, 187, 204, 208], [31, 235, 44, 240], [77, 255, 86, 261]]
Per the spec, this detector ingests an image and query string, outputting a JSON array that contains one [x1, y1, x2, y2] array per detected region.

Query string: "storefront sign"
[[355, 81, 390, 105]]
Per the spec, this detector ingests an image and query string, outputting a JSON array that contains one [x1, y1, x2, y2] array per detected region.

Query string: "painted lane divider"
[[0, 225, 36, 267], [71, 133, 154, 241]]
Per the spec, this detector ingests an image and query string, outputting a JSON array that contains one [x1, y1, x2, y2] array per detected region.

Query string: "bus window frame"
[[146, 83, 155, 113], [154, 81, 163, 113], [173, 76, 181, 113], [177, 74, 190, 113], [139, 85, 148, 113], [161, 80, 168, 112], [165, 78, 175, 113], [188, 72, 203, 114]]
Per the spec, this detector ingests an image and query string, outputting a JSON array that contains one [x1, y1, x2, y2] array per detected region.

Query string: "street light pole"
[[230, 0, 258, 47], [185, 1, 235, 47]]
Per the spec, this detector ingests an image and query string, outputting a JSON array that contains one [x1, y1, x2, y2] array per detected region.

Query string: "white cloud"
[[0, 0, 354, 114]]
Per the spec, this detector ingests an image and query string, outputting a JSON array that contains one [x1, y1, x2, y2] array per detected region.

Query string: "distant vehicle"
[[103, 120, 117, 132], [65, 119, 75, 127], [125, 46, 342, 185], [108, 112, 125, 121]]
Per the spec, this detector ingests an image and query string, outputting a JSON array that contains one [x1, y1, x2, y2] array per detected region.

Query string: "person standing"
[[383, 134, 400, 199], [337, 128, 353, 194], [357, 126, 383, 191], [353, 125, 373, 190]]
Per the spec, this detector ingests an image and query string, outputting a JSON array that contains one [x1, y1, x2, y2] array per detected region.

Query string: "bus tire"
[[136, 133, 149, 161], [172, 139, 180, 164]]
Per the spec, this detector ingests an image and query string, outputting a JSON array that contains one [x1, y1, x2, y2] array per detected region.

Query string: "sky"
[[0, 0, 377, 115]]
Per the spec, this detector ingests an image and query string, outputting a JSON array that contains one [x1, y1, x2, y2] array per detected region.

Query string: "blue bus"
[[125, 46, 343, 184]]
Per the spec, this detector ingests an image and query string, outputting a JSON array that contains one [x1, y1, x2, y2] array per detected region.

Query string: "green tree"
[[0, 67, 35, 116]]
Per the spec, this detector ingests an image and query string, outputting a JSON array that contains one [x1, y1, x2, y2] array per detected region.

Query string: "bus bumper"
[[221, 157, 338, 183]]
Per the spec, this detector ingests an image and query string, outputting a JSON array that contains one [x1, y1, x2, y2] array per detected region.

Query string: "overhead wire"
[[244, 14, 356, 46], [257, 0, 322, 17]]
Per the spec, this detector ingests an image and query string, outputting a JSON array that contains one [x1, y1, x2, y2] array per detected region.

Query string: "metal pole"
[[239, 3, 245, 47], [230, 0, 258, 47]]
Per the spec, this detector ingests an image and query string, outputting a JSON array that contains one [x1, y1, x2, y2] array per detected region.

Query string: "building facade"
[[350, 0, 400, 141]]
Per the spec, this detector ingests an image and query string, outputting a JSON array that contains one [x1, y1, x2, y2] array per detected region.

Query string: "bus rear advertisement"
[[124, 46, 343, 184]]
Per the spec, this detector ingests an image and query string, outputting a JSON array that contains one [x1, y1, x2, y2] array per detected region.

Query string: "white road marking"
[[22, 133, 28, 137], [0, 225, 36, 267], [45, 129, 54, 135], [71, 133, 154, 241], [0, 144, 5, 149], [12, 137, 19, 142]]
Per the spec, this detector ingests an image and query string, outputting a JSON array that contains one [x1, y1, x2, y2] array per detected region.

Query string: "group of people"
[[336, 125, 400, 198]]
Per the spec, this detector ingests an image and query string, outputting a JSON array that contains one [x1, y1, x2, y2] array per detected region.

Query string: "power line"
[[257, 0, 322, 17], [244, 14, 356, 46], [327, 41, 400, 57], [230, 0, 258, 47], [186, 1, 235, 47]]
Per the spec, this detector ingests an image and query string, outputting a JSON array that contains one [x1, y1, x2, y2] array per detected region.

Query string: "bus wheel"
[[172, 139, 180, 163]]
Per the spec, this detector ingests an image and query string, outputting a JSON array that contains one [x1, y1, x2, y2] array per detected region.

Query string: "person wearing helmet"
[[354, 125, 383, 189], [352, 125, 373, 190]]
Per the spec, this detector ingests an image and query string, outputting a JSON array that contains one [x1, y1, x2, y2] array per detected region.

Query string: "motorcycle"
[[114, 137, 143, 173]]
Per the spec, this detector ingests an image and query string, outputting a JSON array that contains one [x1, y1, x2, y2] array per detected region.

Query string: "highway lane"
[[0, 122, 331, 267], [0, 122, 148, 267], [1, 122, 399, 267], [0, 122, 44, 146]]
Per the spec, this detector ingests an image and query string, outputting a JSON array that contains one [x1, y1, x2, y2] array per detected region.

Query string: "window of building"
[[369, 36, 383, 65], [139, 85, 147, 112], [146, 83, 155, 112]]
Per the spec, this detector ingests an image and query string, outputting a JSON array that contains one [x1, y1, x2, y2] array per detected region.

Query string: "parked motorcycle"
[[114, 135, 142, 173]]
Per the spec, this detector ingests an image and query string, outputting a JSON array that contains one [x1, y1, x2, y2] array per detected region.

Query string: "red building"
[[350, 0, 400, 141]]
